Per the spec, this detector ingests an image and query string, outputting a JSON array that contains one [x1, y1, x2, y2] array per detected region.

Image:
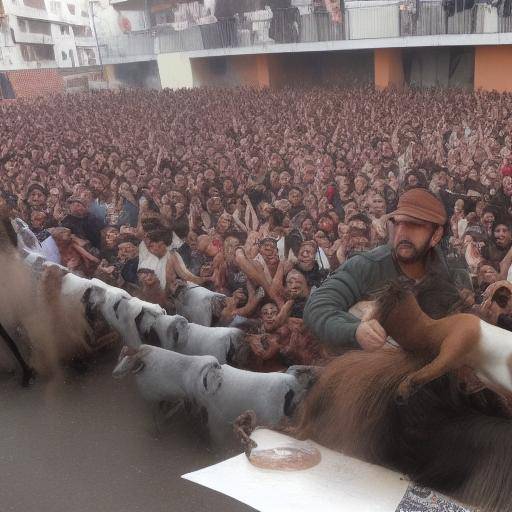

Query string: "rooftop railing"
[[95, 2, 512, 62], [156, 2, 512, 54]]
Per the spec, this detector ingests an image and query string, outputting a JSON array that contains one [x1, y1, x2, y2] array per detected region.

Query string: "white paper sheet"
[[182, 429, 410, 512]]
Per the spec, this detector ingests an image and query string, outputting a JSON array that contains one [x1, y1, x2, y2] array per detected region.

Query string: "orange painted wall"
[[474, 45, 512, 92], [374, 48, 404, 89]]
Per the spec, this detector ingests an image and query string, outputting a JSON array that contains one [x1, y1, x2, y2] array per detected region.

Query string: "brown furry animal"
[[291, 348, 512, 512], [369, 281, 506, 401]]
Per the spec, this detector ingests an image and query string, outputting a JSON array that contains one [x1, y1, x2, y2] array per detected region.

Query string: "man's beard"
[[393, 239, 430, 264]]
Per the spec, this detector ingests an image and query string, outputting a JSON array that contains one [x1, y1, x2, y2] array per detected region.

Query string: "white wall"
[[157, 52, 193, 89]]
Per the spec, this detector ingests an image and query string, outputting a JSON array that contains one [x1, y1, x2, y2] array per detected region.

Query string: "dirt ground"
[[0, 349, 255, 512]]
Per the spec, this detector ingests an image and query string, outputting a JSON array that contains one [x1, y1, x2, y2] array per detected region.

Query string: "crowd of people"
[[1, 86, 512, 368]]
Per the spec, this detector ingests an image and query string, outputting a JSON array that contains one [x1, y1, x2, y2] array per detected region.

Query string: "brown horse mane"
[[290, 348, 512, 512]]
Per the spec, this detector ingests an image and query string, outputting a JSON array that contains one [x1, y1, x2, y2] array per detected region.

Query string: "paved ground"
[[0, 350, 254, 512]]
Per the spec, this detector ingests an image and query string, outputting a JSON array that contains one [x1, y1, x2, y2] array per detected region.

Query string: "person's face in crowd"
[[369, 194, 387, 217], [468, 169, 479, 182], [354, 176, 368, 195], [270, 153, 283, 172], [149, 178, 161, 193], [147, 240, 168, 259], [105, 228, 119, 248], [69, 200, 87, 218], [344, 202, 358, 220], [259, 240, 278, 261], [381, 141, 393, 159], [90, 177, 104, 195], [478, 264, 498, 286], [338, 223, 350, 241], [80, 158, 89, 170], [232, 288, 247, 307], [216, 213, 232, 234], [388, 215, 440, 264], [208, 186, 221, 198], [494, 224, 512, 248], [314, 231, 330, 249], [223, 236, 240, 263], [335, 175, 351, 195], [503, 176, 512, 197], [407, 174, 420, 188], [174, 174, 186, 189], [349, 218, 368, 232], [139, 270, 160, 288], [223, 179, 235, 195], [318, 216, 334, 234], [297, 243, 316, 269], [184, 231, 198, 250], [27, 189, 46, 208], [210, 196, 223, 214], [288, 189, 303, 208], [204, 169, 216, 183], [285, 271, 310, 299], [302, 164, 316, 185], [482, 212, 495, 230], [30, 211, 47, 229], [303, 195, 316, 211], [259, 202, 273, 220], [175, 202, 186, 218], [301, 218, 314, 238], [475, 201, 485, 217], [269, 171, 280, 190], [118, 242, 138, 261], [125, 168, 137, 186], [279, 171, 291, 189], [136, 158, 145, 170], [454, 199, 465, 214], [261, 302, 278, 329]]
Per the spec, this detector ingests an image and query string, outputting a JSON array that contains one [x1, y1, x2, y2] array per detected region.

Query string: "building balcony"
[[154, 3, 512, 56], [14, 31, 52, 44], [98, 31, 155, 63], [6, 2, 89, 25], [74, 35, 95, 46]]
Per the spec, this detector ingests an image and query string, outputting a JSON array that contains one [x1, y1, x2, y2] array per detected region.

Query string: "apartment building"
[[0, 0, 99, 70]]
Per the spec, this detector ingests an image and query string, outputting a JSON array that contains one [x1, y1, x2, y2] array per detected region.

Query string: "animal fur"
[[371, 281, 512, 400], [291, 348, 512, 512]]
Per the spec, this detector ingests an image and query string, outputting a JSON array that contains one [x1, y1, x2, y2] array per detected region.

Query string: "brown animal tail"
[[291, 348, 512, 512]]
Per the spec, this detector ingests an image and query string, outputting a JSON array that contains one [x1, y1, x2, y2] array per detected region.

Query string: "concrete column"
[[474, 45, 512, 93], [374, 48, 404, 89], [157, 53, 194, 89]]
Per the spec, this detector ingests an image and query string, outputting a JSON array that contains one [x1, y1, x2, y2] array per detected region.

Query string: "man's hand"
[[355, 319, 387, 352]]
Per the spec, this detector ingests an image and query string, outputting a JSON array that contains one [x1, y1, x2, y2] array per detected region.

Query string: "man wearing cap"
[[304, 188, 466, 351]]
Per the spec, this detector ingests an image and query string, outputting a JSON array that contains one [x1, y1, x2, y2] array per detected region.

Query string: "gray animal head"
[[112, 345, 152, 379], [152, 315, 189, 350]]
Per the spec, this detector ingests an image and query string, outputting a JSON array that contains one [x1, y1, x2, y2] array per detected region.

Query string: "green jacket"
[[303, 244, 466, 350]]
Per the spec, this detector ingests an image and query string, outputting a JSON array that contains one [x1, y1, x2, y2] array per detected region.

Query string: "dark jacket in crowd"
[[61, 213, 104, 249], [304, 244, 466, 349]]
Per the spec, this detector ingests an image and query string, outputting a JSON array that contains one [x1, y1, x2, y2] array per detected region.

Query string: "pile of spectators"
[[1, 85, 511, 368]]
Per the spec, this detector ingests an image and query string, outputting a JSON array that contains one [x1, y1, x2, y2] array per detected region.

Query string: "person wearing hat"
[[304, 188, 470, 352]]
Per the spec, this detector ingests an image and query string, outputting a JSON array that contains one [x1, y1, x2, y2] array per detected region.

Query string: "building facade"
[[0, 0, 99, 70]]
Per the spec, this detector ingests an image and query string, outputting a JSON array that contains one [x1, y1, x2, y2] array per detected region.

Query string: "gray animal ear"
[[286, 365, 323, 390], [202, 362, 223, 395], [173, 317, 189, 347], [87, 285, 107, 307]]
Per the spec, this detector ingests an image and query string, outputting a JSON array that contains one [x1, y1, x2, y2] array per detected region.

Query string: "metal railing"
[[155, 2, 512, 54], [98, 31, 155, 63]]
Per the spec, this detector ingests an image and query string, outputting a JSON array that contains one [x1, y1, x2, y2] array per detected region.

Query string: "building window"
[[61, 50, 67, 59], [20, 43, 54, 61], [60, 24, 69, 35], [67, 3, 75, 15], [17, 18, 28, 31], [49, 1, 60, 14], [23, 0, 46, 10]]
